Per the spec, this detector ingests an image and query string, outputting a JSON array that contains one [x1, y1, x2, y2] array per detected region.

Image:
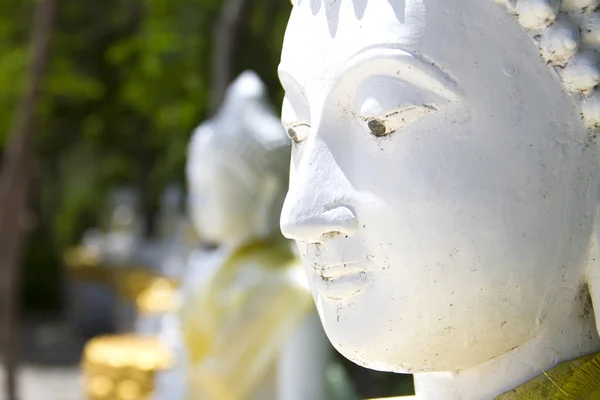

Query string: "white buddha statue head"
[[279, 0, 600, 395], [187, 71, 290, 248]]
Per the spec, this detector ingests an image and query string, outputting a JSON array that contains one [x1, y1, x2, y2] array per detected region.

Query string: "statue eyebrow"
[[336, 45, 462, 102]]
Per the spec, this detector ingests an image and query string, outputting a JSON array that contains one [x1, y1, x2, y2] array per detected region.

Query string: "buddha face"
[[187, 162, 257, 246], [279, 0, 600, 372]]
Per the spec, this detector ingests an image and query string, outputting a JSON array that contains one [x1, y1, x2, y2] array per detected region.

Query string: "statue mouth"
[[311, 262, 372, 300]]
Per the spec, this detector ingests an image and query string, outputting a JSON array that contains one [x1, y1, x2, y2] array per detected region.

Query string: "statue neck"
[[412, 315, 600, 400]]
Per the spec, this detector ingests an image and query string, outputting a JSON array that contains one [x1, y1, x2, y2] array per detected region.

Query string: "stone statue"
[[278, 0, 600, 398], [180, 70, 329, 400]]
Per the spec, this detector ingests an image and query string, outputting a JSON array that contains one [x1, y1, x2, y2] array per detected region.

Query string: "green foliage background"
[[1, 0, 290, 310]]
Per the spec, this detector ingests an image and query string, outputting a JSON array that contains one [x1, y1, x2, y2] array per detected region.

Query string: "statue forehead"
[[280, 0, 424, 86], [280, 0, 523, 95]]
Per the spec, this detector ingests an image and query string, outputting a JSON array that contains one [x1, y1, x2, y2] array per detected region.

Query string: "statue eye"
[[364, 104, 438, 138], [367, 119, 389, 137], [286, 123, 311, 143]]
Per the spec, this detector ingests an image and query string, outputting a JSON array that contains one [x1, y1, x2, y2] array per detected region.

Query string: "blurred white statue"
[[180, 70, 329, 400], [103, 187, 144, 262]]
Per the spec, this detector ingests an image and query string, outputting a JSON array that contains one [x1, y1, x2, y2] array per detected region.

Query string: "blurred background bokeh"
[[0, 0, 414, 398]]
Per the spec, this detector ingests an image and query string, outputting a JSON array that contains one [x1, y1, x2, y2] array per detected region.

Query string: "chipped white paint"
[[279, 0, 600, 398]]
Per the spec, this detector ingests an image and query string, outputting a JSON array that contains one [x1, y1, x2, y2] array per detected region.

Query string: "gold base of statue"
[[82, 334, 173, 400]]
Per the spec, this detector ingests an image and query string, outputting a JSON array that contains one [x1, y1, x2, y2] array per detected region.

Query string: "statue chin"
[[315, 278, 544, 374], [278, 0, 600, 397]]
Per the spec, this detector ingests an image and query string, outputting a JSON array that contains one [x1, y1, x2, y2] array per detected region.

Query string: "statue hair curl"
[[496, 0, 600, 127]]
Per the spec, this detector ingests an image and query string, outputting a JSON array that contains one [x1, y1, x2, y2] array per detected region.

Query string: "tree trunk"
[[0, 0, 58, 399], [209, 0, 255, 113]]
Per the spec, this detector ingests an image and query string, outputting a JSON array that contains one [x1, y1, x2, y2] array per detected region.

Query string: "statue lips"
[[311, 261, 372, 301]]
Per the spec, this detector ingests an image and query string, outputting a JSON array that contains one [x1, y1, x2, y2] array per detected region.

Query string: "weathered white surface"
[[0, 365, 82, 400], [279, 0, 600, 398]]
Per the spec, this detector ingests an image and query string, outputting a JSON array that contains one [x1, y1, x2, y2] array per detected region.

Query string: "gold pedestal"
[[82, 335, 172, 400]]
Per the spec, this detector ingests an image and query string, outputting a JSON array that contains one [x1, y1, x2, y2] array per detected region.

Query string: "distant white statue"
[[180, 71, 329, 400], [103, 187, 144, 262], [278, 0, 600, 398]]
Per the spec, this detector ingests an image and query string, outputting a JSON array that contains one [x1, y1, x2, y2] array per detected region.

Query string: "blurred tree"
[[210, 0, 254, 111], [0, 1, 58, 398]]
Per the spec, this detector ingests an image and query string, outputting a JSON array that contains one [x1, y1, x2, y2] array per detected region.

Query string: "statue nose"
[[280, 205, 358, 243], [281, 128, 357, 243]]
